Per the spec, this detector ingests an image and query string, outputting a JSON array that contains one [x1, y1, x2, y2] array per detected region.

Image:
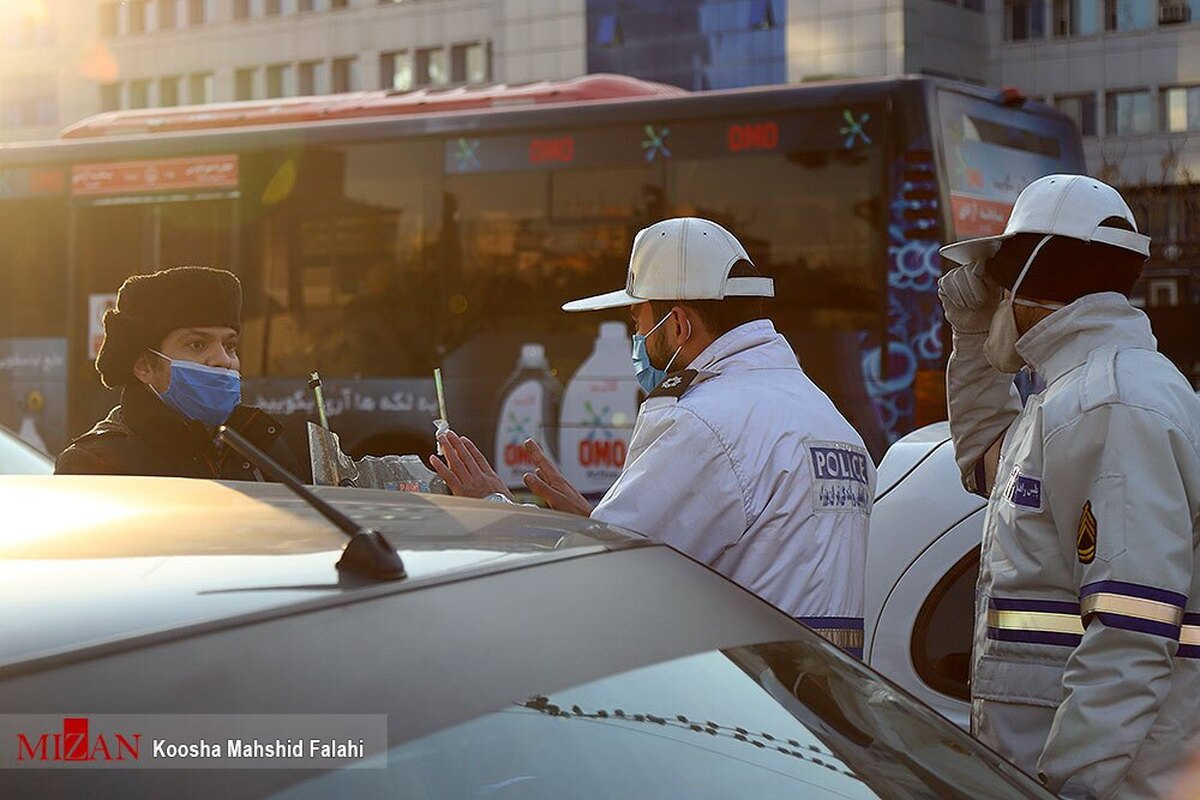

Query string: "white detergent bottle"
[[494, 343, 562, 490], [559, 321, 639, 497]]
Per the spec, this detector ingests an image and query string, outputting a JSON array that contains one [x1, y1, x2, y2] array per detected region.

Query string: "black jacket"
[[55, 383, 305, 481]]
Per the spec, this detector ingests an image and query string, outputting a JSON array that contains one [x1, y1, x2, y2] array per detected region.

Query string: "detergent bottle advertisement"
[[558, 321, 640, 497], [494, 343, 562, 489]]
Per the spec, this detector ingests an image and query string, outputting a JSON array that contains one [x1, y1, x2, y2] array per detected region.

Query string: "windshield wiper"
[[218, 426, 407, 582]]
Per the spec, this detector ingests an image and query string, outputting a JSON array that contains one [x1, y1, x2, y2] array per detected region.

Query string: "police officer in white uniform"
[[939, 175, 1200, 799], [432, 218, 874, 653]]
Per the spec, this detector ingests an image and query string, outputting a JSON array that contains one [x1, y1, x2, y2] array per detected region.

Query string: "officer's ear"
[[669, 305, 694, 342]]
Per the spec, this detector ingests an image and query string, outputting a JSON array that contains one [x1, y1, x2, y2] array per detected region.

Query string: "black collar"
[[120, 382, 219, 461]]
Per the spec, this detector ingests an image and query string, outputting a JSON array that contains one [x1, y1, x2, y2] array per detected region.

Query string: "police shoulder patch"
[[1077, 501, 1097, 564], [647, 369, 699, 401]]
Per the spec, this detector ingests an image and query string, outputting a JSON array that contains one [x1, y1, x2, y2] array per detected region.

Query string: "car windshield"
[[273, 640, 1042, 799]]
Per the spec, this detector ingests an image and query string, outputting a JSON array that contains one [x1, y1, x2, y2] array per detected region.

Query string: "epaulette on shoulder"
[[647, 369, 700, 401]]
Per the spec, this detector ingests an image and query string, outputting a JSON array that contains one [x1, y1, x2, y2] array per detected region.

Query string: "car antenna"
[[218, 425, 407, 582]]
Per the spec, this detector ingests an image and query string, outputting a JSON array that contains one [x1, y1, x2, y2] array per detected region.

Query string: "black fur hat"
[[95, 266, 242, 389]]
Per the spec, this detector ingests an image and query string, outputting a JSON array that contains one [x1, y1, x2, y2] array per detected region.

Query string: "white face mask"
[[984, 235, 1063, 373]]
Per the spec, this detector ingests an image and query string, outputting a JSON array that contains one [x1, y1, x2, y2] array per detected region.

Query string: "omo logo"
[[577, 401, 626, 469], [16, 717, 141, 762]]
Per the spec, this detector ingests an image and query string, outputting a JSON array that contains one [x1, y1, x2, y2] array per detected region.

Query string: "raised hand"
[[521, 438, 593, 517], [429, 430, 512, 500]]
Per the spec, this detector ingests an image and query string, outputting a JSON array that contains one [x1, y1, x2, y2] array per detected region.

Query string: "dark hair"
[[985, 216, 1146, 302], [650, 260, 767, 338]]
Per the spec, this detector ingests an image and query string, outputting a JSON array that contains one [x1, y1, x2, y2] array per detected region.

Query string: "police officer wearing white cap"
[[432, 217, 874, 654], [939, 175, 1200, 799]]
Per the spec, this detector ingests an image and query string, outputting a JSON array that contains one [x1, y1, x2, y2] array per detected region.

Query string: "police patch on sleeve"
[[808, 442, 871, 514], [1077, 501, 1097, 564]]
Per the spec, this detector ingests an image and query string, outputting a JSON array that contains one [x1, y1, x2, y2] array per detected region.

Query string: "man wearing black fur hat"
[[56, 266, 301, 480]]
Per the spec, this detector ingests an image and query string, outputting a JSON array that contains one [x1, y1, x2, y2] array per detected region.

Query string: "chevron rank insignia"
[[1077, 501, 1097, 564], [647, 369, 698, 400]]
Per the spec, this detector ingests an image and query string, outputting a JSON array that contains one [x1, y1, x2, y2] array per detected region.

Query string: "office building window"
[[1107, 89, 1152, 134], [1105, 0, 1153, 30], [381, 51, 414, 91], [266, 0, 283, 14], [298, 61, 324, 95], [595, 13, 622, 46], [100, 3, 119, 37], [234, 0, 251, 19], [1005, 0, 1046, 40], [749, 0, 775, 29], [415, 47, 447, 87], [100, 83, 121, 112], [1159, 1, 1196, 24], [188, 0, 208, 25], [127, 1, 148, 34], [299, 0, 317, 10], [159, 76, 181, 106], [189, 72, 213, 104], [331, 0, 349, 8], [235, 68, 257, 101], [332, 57, 357, 93], [159, 0, 178, 29], [1, 76, 57, 127], [1162, 86, 1200, 132], [129, 79, 152, 109], [450, 43, 488, 85], [266, 64, 293, 98], [1056, 93, 1097, 135], [1053, 0, 1101, 35]]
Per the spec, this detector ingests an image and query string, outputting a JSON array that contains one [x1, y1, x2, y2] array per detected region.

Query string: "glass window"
[[416, 48, 448, 87], [381, 51, 414, 91], [266, 64, 293, 99], [1056, 93, 1098, 136], [189, 72, 213, 104], [595, 13, 622, 46], [100, 83, 121, 111], [235, 67, 257, 101], [912, 548, 979, 702], [0, 195, 68, 340], [159, 76, 181, 107], [298, 61, 325, 95], [1162, 86, 1200, 132], [450, 43, 488, 85], [1053, 0, 1102, 34], [158, 0, 178, 29], [331, 0, 348, 8], [266, 0, 282, 14], [234, 0, 251, 19], [99, 3, 119, 37], [238, 141, 443, 380], [1107, 89, 1153, 134], [1105, 0, 1153, 30], [270, 641, 1043, 799], [187, 0, 207, 25], [749, 0, 775, 29], [1005, 0, 1046, 39], [0, 79, 57, 126], [128, 79, 151, 109], [128, 0, 147, 33], [299, 0, 316, 11], [332, 57, 357, 93]]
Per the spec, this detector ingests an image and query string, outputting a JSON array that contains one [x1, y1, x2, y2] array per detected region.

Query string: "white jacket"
[[592, 320, 874, 653], [947, 293, 1200, 799]]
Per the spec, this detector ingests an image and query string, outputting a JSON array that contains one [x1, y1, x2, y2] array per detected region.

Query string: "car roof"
[[0, 476, 645, 671]]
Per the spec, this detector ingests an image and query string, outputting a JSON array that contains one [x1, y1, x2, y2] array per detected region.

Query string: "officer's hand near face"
[[522, 439, 593, 517], [429, 431, 512, 500], [938, 259, 1001, 334]]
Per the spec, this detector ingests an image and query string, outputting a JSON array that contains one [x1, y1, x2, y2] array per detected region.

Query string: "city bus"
[[0, 73, 1084, 485]]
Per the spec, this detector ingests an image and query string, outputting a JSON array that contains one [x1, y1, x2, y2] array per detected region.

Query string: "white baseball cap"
[[939, 174, 1150, 265], [562, 217, 774, 312]]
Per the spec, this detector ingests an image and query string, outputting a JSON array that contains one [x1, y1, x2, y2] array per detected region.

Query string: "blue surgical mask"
[[150, 350, 241, 426], [631, 311, 689, 394]]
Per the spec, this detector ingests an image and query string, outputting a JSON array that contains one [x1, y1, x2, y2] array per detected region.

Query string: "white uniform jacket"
[[946, 293, 1200, 800], [592, 320, 874, 654]]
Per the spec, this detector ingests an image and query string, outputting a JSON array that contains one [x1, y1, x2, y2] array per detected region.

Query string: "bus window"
[[666, 145, 885, 444], [240, 140, 443, 380], [0, 196, 67, 339], [938, 89, 1086, 241]]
